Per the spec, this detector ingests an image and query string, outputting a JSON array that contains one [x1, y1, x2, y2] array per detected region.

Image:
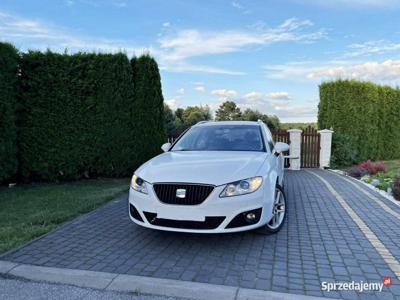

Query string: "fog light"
[[245, 212, 256, 222]]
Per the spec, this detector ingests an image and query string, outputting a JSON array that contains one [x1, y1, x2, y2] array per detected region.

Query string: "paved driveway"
[[2, 170, 400, 299]]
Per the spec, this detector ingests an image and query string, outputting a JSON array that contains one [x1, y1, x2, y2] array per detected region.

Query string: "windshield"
[[171, 125, 265, 152]]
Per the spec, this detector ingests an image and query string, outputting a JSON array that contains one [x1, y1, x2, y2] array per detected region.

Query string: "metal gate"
[[271, 129, 290, 168], [301, 126, 320, 168]]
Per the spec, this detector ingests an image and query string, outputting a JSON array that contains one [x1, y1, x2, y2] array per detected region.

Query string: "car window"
[[171, 125, 265, 152]]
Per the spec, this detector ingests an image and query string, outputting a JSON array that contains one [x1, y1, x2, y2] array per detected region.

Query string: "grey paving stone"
[[2, 170, 400, 299]]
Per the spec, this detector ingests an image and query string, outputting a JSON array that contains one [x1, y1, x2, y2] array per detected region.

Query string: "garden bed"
[[344, 160, 400, 202]]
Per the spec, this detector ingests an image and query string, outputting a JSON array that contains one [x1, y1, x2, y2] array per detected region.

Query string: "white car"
[[128, 120, 289, 234]]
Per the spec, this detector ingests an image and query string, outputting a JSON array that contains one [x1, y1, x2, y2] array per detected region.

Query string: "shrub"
[[370, 172, 393, 191], [348, 160, 388, 177], [348, 166, 368, 178], [371, 161, 387, 174], [357, 160, 387, 176], [0, 43, 19, 182], [358, 160, 374, 175], [318, 80, 400, 161], [392, 177, 400, 201], [330, 133, 358, 168]]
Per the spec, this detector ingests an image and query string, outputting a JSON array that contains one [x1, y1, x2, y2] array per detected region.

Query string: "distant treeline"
[[165, 100, 281, 137]]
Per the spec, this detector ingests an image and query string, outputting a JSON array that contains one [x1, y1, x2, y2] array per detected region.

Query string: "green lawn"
[[0, 178, 129, 254]]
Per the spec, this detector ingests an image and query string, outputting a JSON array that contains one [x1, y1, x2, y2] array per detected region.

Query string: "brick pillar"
[[287, 129, 302, 170], [318, 129, 334, 169]]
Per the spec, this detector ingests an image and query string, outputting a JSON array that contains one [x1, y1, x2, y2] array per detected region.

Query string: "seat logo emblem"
[[176, 189, 186, 198]]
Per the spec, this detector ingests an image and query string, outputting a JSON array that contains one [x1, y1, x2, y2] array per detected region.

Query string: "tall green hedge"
[[17, 51, 161, 181], [131, 55, 166, 165], [318, 80, 400, 161], [0, 43, 19, 182], [0, 46, 166, 182]]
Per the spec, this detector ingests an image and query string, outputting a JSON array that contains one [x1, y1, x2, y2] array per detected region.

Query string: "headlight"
[[220, 176, 263, 197], [131, 174, 148, 194]]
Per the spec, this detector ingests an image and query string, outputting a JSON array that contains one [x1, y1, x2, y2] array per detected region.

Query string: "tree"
[[131, 55, 166, 166], [241, 108, 280, 129], [215, 101, 242, 120], [265, 115, 280, 130], [241, 108, 262, 121], [174, 108, 184, 123], [182, 105, 212, 126], [164, 104, 174, 136], [164, 104, 212, 137]]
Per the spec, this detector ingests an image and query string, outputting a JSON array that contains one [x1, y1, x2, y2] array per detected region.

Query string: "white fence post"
[[287, 129, 302, 170], [318, 129, 334, 169]]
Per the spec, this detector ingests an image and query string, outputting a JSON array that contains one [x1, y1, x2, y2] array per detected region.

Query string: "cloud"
[[231, 1, 243, 9], [158, 18, 326, 74], [158, 62, 245, 75], [209, 90, 316, 121], [177, 88, 185, 94], [241, 92, 264, 105], [195, 85, 205, 92], [211, 89, 238, 97], [162, 22, 171, 27], [160, 19, 325, 60], [0, 10, 145, 55], [231, 1, 251, 14], [266, 92, 292, 100], [239, 91, 315, 120], [266, 92, 292, 107], [345, 40, 400, 57], [0, 10, 242, 75], [0, 11, 326, 76], [165, 99, 179, 110], [265, 59, 400, 84]]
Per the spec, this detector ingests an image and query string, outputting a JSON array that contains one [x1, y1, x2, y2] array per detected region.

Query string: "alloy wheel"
[[267, 187, 286, 230]]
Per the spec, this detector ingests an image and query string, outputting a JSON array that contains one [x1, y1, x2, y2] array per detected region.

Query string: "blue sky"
[[1, 0, 400, 122]]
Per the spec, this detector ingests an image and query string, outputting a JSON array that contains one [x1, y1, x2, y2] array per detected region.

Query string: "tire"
[[255, 185, 287, 235]]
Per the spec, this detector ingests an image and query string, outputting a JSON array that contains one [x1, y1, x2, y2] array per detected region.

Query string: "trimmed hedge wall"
[[318, 80, 400, 161], [131, 55, 166, 165], [6, 50, 166, 182], [0, 43, 19, 182]]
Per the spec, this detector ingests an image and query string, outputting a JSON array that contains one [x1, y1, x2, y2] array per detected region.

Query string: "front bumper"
[[128, 183, 274, 233]]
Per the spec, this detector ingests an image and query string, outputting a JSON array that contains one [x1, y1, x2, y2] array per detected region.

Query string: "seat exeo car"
[[128, 120, 289, 234]]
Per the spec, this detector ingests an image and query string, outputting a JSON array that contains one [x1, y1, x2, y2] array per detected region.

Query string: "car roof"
[[193, 121, 261, 127]]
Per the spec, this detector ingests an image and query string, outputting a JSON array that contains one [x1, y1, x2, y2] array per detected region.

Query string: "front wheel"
[[255, 185, 286, 235]]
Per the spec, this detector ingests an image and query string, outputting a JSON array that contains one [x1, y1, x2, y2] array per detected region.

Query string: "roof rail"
[[257, 119, 264, 123], [196, 121, 209, 125]]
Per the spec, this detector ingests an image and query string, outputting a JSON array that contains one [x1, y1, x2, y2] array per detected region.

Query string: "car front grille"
[[153, 183, 214, 205]]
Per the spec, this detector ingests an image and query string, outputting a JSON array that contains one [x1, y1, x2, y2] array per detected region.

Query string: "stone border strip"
[[329, 169, 400, 212], [306, 170, 400, 279], [0, 261, 332, 300]]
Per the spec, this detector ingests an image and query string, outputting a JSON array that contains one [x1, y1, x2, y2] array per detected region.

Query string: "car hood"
[[136, 151, 268, 186]]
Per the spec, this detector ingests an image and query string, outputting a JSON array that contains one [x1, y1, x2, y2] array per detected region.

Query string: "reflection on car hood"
[[135, 151, 268, 186]]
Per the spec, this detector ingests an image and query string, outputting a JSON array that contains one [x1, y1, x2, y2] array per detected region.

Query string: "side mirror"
[[274, 142, 289, 156], [161, 143, 172, 152]]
